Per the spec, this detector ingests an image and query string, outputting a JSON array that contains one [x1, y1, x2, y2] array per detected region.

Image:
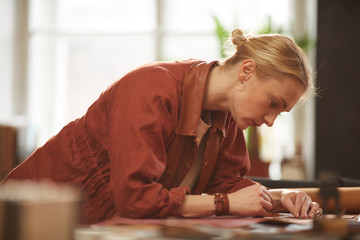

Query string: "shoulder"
[[123, 59, 203, 84], [110, 59, 204, 97], [93, 59, 208, 114]]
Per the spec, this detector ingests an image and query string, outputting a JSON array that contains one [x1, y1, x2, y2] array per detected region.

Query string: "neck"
[[203, 63, 239, 111]]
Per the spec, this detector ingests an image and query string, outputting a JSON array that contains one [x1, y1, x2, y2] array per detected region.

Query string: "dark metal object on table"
[[313, 171, 349, 236], [318, 170, 342, 216]]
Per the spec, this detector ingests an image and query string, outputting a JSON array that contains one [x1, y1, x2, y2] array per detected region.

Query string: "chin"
[[234, 118, 248, 130]]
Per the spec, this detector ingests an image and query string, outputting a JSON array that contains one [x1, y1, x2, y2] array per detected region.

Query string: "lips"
[[252, 120, 260, 127], [250, 120, 256, 127]]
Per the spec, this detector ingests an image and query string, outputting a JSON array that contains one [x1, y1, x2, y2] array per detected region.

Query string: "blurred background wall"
[[316, 0, 360, 179]]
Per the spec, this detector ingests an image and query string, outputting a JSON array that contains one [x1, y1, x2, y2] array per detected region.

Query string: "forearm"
[[177, 186, 281, 218], [176, 194, 215, 218]]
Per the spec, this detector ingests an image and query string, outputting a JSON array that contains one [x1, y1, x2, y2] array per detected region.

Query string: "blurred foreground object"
[[295, 187, 360, 214], [318, 170, 341, 215], [0, 125, 17, 180], [0, 179, 80, 240]]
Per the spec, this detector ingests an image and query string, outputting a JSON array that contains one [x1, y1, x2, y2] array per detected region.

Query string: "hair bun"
[[231, 28, 247, 46]]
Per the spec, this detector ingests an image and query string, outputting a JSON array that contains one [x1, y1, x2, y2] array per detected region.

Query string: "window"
[[28, 0, 157, 144], [27, 0, 293, 146], [25, 0, 315, 180]]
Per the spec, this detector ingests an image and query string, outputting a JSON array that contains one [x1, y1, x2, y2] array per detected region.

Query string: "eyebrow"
[[280, 97, 287, 109]]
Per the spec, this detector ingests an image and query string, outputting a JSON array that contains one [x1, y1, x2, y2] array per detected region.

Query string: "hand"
[[228, 184, 273, 217], [280, 190, 322, 219]]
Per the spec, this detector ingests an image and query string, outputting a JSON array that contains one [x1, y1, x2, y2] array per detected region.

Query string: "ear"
[[238, 59, 256, 81]]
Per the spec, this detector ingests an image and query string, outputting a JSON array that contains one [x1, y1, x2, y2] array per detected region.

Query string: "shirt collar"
[[175, 60, 228, 137]]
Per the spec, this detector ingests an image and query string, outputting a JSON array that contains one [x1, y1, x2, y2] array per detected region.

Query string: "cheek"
[[228, 93, 246, 124], [243, 104, 271, 124], [241, 96, 266, 115], [230, 91, 268, 122], [230, 98, 254, 125]]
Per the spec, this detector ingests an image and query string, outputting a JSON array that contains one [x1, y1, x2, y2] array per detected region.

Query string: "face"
[[229, 73, 304, 130]]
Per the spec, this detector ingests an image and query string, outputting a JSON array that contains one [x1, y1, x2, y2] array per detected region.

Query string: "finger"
[[293, 194, 306, 218], [256, 206, 270, 217], [315, 208, 323, 218], [300, 197, 312, 218], [261, 188, 272, 204], [259, 208, 269, 216], [280, 192, 296, 215], [256, 204, 269, 217], [262, 198, 273, 211], [307, 202, 322, 218], [260, 186, 273, 202]]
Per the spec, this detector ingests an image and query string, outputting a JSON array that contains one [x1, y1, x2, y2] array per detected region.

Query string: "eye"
[[271, 100, 282, 116], [271, 100, 277, 108]]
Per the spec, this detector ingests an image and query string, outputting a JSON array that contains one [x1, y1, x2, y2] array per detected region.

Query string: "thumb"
[[281, 192, 298, 217]]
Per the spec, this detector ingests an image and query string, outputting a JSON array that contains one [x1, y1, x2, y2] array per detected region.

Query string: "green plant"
[[295, 33, 313, 53], [213, 15, 229, 58], [258, 16, 283, 35]]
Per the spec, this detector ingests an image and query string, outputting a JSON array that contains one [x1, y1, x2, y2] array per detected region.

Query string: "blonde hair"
[[224, 28, 314, 100]]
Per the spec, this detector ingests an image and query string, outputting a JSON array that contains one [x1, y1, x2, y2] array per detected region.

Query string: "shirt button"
[[204, 161, 208, 167], [196, 137, 200, 142]]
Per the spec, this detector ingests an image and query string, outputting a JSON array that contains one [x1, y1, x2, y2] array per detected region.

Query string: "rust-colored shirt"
[[179, 111, 211, 190], [4, 59, 255, 224]]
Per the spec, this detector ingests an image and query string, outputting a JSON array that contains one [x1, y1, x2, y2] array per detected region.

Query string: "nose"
[[263, 114, 277, 127]]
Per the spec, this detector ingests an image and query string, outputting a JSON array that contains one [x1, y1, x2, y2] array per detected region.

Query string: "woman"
[[3, 28, 321, 223]]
